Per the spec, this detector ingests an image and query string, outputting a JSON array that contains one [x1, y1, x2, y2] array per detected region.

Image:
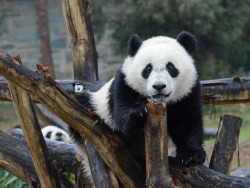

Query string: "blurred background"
[[0, 0, 249, 186]]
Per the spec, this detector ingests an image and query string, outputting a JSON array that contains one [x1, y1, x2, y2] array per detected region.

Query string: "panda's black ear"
[[177, 31, 197, 54], [128, 34, 142, 57]]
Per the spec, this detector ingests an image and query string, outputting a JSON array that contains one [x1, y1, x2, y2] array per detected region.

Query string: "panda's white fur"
[[90, 78, 117, 129], [42, 126, 71, 143], [122, 36, 197, 103]]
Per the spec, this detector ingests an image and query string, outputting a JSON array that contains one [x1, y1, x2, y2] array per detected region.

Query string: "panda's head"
[[122, 31, 198, 103], [42, 126, 71, 143]]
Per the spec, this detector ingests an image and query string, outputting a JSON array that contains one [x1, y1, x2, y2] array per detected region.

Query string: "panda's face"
[[122, 34, 197, 103], [42, 126, 71, 143]]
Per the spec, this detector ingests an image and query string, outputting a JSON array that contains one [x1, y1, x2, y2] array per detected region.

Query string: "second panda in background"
[[42, 125, 71, 143], [70, 31, 206, 179]]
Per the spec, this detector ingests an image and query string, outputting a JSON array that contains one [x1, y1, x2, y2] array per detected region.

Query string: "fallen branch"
[[9, 129, 83, 174], [169, 157, 250, 188], [0, 129, 82, 187], [2, 129, 250, 188], [201, 77, 250, 105], [1, 76, 250, 105]]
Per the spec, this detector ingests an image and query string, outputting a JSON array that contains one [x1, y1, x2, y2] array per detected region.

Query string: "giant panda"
[[71, 31, 205, 181]]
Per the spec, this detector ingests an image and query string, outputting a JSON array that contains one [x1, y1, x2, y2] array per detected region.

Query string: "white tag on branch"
[[75, 84, 84, 93]]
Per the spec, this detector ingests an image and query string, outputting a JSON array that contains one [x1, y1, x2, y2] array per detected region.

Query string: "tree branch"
[[0, 50, 143, 188], [9, 82, 61, 188], [2, 129, 250, 188], [1, 76, 250, 105]]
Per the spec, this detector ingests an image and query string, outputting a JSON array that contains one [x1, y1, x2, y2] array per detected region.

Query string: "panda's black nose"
[[153, 84, 166, 91], [56, 132, 63, 137]]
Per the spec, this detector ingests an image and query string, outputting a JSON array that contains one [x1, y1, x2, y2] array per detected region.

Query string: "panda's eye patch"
[[166, 62, 179, 78], [142, 63, 152, 79]]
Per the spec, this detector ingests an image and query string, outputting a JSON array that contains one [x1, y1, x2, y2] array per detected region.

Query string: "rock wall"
[[0, 0, 122, 81]]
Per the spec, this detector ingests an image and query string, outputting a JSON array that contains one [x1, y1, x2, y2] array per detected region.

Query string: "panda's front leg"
[[168, 125, 206, 166], [115, 97, 148, 135]]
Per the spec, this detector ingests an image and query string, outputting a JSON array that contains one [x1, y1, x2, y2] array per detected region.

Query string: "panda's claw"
[[140, 113, 143, 117], [145, 108, 147, 113]]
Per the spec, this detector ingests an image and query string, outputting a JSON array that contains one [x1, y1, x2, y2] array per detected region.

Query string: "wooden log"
[[201, 76, 250, 105], [1, 76, 250, 105], [169, 157, 250, 188], [34, 0, 55, 78], [9, 82, 61, 188], [0, 129, 82, 187], [0, 130, 40, 188], [0, 50, 143, 188], [2, 130, 250, 188], [62, 0, 116, 186], [62, 0, 98, 81], [9, 129, 83, 174], [145, 103, 172, 188], [209, 115, 242, 174]]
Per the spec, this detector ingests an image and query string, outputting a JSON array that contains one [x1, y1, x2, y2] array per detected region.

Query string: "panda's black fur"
[[71, 31, 205, 178]]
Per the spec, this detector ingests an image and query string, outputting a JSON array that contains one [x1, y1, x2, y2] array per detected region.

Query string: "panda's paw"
[[134, 97, 149, 117], [177, 149, 205, 166]]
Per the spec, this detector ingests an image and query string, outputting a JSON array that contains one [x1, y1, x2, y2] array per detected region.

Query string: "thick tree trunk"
[[34, 0, 55, 78], [145, 103, 172, 188], [209, 115, 242, 174], [1, 77, 250, 105]]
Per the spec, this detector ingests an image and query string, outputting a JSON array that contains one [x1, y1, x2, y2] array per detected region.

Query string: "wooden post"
[[62, 0, 99, 81], [145, 103, 172, 188], [209, 115, 242, 175], [9, 82, 61, 188]]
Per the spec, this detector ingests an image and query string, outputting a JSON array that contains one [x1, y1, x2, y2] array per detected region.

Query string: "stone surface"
[[0, 0, 122, 80]]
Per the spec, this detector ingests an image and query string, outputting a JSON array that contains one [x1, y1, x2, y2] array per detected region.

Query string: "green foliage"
[[0, 169, 29, 188], [99, 0, 250, 79]]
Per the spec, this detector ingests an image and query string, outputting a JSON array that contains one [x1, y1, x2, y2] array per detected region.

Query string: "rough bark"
[[34, 0, 55, 78], [9, 82, 61, 188], [62, 0, 98, 81], [1, 77, 250, 105], [0, 130, 40, 188], [0, 50, 143, 188], [145, 103, 172, 188], [169, 157, 250, 188], [201, 76, 250, 105], [1, 129, 250, 188], [62, 0, 116, 186], [9, 129, 83, 174], [34, 103, 68, 130], [209, 115, 242, 175], [0, 129, 82, 188]]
